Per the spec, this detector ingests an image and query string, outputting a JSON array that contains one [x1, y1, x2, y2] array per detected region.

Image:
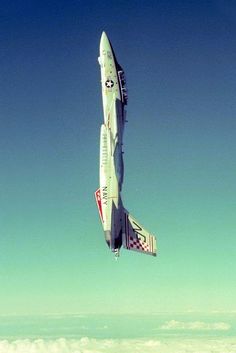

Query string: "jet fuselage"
[[98, 32, 127, 253]]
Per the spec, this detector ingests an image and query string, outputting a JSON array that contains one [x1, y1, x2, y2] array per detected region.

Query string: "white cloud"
[[160, 320, 231, 331], [0, 337, 236, 353]]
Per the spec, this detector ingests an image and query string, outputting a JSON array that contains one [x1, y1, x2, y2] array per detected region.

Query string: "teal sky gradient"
[[0, 0, 236, 315]]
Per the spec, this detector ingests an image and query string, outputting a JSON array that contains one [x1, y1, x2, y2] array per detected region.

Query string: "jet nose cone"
[[100, 31, 110, 52], [101, 31, 108, 42]]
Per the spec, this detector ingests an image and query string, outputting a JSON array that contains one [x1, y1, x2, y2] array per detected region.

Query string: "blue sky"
[[0, 0, 236, 315]]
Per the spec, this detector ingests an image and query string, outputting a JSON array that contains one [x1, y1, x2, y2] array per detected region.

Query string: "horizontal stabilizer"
[[122, 209, 157, 256]]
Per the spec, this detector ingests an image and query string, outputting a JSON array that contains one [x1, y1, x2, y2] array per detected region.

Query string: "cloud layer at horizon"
[[160, 320, 231, 331], [1, 337, 236, 353]]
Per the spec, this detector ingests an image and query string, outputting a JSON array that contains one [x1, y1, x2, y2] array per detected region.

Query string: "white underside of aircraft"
[[95, 32, 157, 258]]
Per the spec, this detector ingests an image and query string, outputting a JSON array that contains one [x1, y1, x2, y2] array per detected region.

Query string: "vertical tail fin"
[[122, 209, 157, 257]]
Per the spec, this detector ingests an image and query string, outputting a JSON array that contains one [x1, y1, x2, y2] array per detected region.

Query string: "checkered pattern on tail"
[[129, 237, 150, 252]]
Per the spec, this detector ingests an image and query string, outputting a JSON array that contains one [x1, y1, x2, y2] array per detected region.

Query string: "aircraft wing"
[[122, 209, 157, 256]]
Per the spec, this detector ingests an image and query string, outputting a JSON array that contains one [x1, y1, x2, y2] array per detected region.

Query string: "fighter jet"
[[95, 32, 157, 258]]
